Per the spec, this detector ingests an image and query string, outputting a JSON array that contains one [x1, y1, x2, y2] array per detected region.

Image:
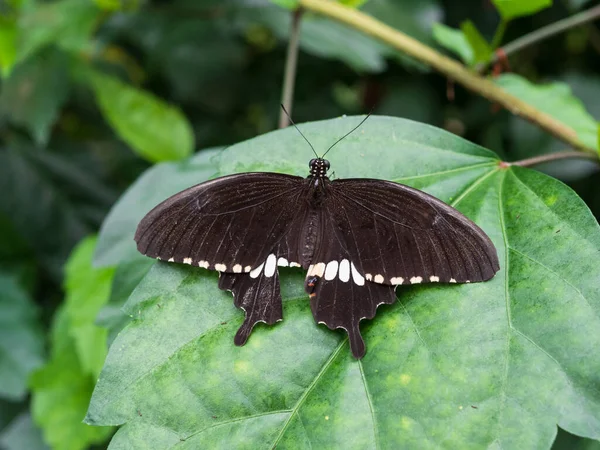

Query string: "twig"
[[298, 0, 597, 155], [490, 19, 508, 49], [504, 150, 599, 168], [484, 4, 600, 71], [279, 8, 304, 129]]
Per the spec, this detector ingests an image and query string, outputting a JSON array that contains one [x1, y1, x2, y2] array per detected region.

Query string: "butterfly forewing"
[[135, 173, 307, 270], [327, 179, 499, 286]]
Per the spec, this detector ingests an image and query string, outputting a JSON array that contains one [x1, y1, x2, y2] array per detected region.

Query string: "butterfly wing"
[[328, 178, 499, 286], [135, 172, 309, 345], [305, 178, 499, 358], [305, 210, 396, 358]]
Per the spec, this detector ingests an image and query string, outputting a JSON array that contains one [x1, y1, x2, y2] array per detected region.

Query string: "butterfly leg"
[[219, 271, 283, 346], [305, 273, 396, 358]]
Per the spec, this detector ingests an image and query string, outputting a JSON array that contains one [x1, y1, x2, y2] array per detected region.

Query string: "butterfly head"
[[309, 158, 330, 177]]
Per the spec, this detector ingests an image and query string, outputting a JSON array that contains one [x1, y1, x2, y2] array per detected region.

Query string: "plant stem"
[[507, 150, 599, 167], [485, 4, 600, 70], [298, 0, 596, 154], [491, 19, 508, 49], [279, 8, 304, 129]]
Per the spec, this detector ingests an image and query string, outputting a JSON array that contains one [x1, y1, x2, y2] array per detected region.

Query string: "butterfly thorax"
[[307, 158, 331, 204]]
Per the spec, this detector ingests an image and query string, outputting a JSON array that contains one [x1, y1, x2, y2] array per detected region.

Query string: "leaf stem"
[[491, 18, 508, 49], [298, 0, 597, 155], [279, 8, 304, 129], [506, 150, 599, 167], [484, 4, 600, 70]]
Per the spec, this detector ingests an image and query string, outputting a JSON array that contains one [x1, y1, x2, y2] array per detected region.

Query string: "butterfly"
[[134, 116, 500, 358]]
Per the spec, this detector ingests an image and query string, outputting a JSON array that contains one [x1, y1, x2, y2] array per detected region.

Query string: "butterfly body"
[[135, 157, 499, 358]]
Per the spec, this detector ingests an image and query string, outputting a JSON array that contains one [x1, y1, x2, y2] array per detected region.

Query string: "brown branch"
[[298, 0, 597, 155], [504, 151, 599, 168]]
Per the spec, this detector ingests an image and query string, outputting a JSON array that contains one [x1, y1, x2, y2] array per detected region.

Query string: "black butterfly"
[[135, 119, 499, 358]]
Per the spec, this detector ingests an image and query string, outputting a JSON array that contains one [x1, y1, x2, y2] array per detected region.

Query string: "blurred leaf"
[[94, 0, 139, 11], [460, 20, 492, 65], [0, 145, 112, 280], [492, 0, 553, 20], [31, 306, 113, 450], [0, 273, 44, 401], [362, 0, 441, 47], [244, 0, 441, 73], [64, 236, 115, 377], [0, 49, 69, 145], [432, 23, 474, 64], [269, 0, 368, 8], [0, 413, 49, 450], [553, 427, 600, 450], [0, 18, 17, 78], [94, 147, 221, 267], [96, 255, 155, 346], [497, 73, 598, 151], [17, 0, 99, 64], [87, 117, 600, 447], [88, 71, 195, 163]]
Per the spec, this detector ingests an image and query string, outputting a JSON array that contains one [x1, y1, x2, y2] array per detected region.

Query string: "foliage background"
[[0, 0, 599, 449]]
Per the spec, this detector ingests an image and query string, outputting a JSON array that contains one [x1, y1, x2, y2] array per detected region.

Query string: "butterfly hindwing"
[[304, 212, 396, 358], [219, 265, 283, 346]]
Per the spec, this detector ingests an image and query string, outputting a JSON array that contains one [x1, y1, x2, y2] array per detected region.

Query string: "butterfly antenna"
[[321, 111, 373, 159], [280, 104, 319, 159]]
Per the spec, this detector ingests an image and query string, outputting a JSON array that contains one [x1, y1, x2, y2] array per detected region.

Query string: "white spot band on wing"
[[351, 262, 365, 286], [249, 262, 264, 279], [338, 259, 350, 282], [324, 261, 339, 281], [264, 254, 277, 277]]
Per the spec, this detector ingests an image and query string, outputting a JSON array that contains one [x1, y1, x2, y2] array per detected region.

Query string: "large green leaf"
[[88, 71, 195, 163], [85, 117, 600, 447], [96, 255, 155, 346], [64, 236, 115, 377], [93, 148, 221, 267], [31, 306, 113, 450], [491, 0, 552, 20], [497, 74, 599, 152], [0, 274, 44, 401]]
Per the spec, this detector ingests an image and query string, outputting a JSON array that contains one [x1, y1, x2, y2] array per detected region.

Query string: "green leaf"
[[64, 236, 115, 377], [31, 306, 113, 450], [460, 20, 492, 65], [17, 0, 99, 64], [492, 0, 553, 19], [94, 148, 221, 267], [0, 145, 113, 280], [0, 413, 49, 450], [0, 49, 69, 145], [94, 0, 140, 11], [496, 74, 599, 151], [432, 23, 474, 65], [86, 117, 600, 445], [96, 255, 155, 346], [0, 274, 44, 401], [88, 71, 195, 163], [0, 18, 17, 78]]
